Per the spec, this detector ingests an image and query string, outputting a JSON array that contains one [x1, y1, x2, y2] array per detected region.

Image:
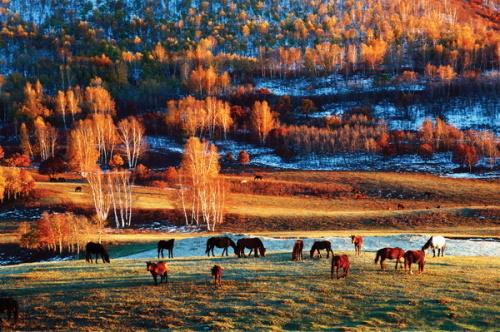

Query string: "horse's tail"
[[374, 250, 381, 264]]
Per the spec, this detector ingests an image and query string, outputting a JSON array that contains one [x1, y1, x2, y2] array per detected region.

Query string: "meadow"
[[0, 252, 498, 331]]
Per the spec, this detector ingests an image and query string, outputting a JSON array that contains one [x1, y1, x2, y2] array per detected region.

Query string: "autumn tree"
[[117, 116, 145, 169], [250, 100, 276, 144], [20, 81, 50, 119], [33, 117, 57, 161], [178, 137, 225, 231]]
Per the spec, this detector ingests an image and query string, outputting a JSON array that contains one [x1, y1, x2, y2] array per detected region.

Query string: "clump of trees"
[[17, 212, 93, 254], [178, 137, 226, 231], [0, 167, 35, 201]]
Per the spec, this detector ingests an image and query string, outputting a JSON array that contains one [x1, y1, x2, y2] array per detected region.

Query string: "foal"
[[291, 240, 304, 261], [331, 255, 350, 279], [351, 235, 363, 256], [404, 250, 425, 274], [146, 261, 169, 285], [0, 297, 19, 323], [211, 265, 224, 287]]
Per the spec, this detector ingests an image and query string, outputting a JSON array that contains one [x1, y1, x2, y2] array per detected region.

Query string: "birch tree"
[[117, 116, 145, 169]]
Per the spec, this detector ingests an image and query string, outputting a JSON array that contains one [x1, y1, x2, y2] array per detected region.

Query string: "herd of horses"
[[0, 235, 448, 325]]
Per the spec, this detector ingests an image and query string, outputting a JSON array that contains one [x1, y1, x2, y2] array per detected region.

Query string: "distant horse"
[[292, 240, 304, 261], [75, 186, 82, 192], [146, 261, 168, 285], [85, 242, 110, 263], [422, 235, 446, 257], [374, 247, 405, 270], [211, 265, 224, 287], [397, 203, 405, 210], [158, 239, 175, 258], [351, 235, 363, 256], [236, 238, 266, 258], [254, 175, 263, 181], [0, 297, 18, 323], [206, 237, 237, 257], [310, 241, 333, 258], [404, 250, 425, 274], [331, 255, 350, 279]]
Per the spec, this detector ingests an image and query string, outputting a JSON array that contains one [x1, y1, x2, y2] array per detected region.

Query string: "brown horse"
[[351, 235, 363, 255], [0, 297, 18, 324], [146, 261, 168, 285], [331, 255, 350, 279], [206, 237, 237, 257], [374, 247, 405, 270], [236, 238, 266, 258], [85, 242, 110, 263], [310, 241, 333, 258], [404, 250, 425, 274], [292, 240, 304, 261], [211, 265, 224, 287]]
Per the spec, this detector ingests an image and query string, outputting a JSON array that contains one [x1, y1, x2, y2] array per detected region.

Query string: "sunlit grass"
[[1, 253, 498, 330]]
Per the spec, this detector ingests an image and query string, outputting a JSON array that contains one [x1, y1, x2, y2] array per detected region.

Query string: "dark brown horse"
[[158, 239, 175, 258], [85, 242, 110, 263], [331, 255, 350, 279], [351, 235, 363, 255], [310, 241, 333, 258], [0, 297, 18, 324], [206, 237, 237, 257], [211, 265, 224, 287], [292, 240, 304, 261], [146, 261, 168, 285], [404, 250, 425, 274], [374, 247, 405, 270], [236, 238, 266, 258]]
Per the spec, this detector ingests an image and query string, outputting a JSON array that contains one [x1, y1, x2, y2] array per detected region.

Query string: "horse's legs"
[[442, 246, 445, 257], [254, 248, 259, 257], [153, 275, 158, 285], [432, 248, 436, 257], [380, 258, 385, 270], [336, 266, 340, 279]]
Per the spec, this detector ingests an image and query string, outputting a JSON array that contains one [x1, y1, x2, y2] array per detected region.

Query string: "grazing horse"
[[85, 242, 110, 263], [254, 175, 263, 181], [0, 297, 18, 323], [331, 255, 350, 279], [236, 238, 266, 258], [75, 186, 82, 192], [310, 241, 333, 258], [397, 203, 405, 210], [206, 237, 237, 257], [404, 250, 425, 274], [374, 247, 405, 270], [351, 235, 363, 255], [158, 239, 175, 258], [422, 235, 446, 257], [211, 265, 224, 287], [146, 261, 168, 285], [292, 240, 304, 261]]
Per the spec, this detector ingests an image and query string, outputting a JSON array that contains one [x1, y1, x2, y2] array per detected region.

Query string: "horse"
[[310, 241, 333, 258], [404, 250, 425, 274], [374, 247, 405, 270], [254, 175, 263, 181], [236, 238, 266, 258], [351, 235, 363, 256], [206, 237, 237, 257], [158, 239, 175, 258], [146, 261, 168, 285], [85, 242, 110, 263], [211, 265, 224, 287], [331, 255, 350, 279], [292, 240, 304, 261], [75, 186, 82, 192], [397, 203, 405, 210], [422, 235, 446, 257], [0, 297, 18, 324]]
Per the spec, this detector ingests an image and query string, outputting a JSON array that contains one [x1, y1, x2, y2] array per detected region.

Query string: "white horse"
[[422, 235, 446, 257]]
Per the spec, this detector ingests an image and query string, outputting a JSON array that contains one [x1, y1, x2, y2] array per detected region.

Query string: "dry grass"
[[0, 253, 498, 330]]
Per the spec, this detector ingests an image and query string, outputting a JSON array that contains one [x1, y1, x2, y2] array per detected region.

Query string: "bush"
[[163, 167, 178, 183], [238, 150, 250, 165], [5, 153, 31, 167]]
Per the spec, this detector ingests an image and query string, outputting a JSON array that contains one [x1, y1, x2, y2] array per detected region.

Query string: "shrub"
[[238, 150, 250, 165]]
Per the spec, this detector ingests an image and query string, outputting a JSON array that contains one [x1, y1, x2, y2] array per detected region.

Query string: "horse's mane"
[[422, 237, 433, 250]]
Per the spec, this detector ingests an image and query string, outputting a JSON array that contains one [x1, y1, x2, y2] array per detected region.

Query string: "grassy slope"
[[0, 253, 498, 331]]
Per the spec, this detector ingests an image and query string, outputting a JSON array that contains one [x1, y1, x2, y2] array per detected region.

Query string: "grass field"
[[0, 252, 498, 331]]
